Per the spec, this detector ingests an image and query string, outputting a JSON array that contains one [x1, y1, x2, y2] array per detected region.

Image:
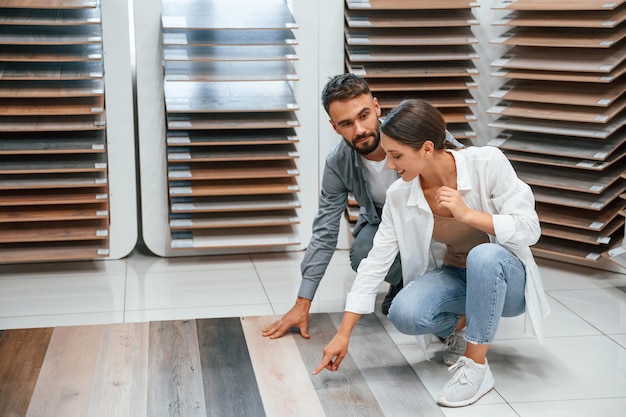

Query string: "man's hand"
[[312, 332, 349, 374], [262, 297, 311, 339]]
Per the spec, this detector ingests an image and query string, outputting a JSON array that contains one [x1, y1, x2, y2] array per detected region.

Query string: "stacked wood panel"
[[160, 0, 302, 251], [487, 0, 626, 267], [0, 0, 110, 263]]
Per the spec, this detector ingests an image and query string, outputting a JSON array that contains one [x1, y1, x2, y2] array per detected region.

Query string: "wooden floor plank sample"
[[25, 325, 103, 417], [196, 318, 266, 417], [0, 26, 102, 46], [347, 61, 478, 79], [170, 211, 298, 230], [0, 188, 107, 206], [345, 27, 477, 46], [176, 227, 300, 249], [170, 194, 300, 213], [0, 79, 104, 98], [0, 328, 53, 417], [0, 0, 99, 8], [329, 313, 445, 417], [168, 178, 299, 197], [493, 42, 626, 73], [513, 162, 624, 194], [531, 182, 626, 210], [347, 45, 479, 63], [489, 130, 626, 161], [345, 9, 476, 28], [164, 61, 297, 82], [0, 241, 108, 263], [493, 26, 626, 48], [166, 130, 298, 147], [167, 145, 298, 162], [239, 315, 326, 417], [503, 148, 625, 171], [490, 78, 626, 107], [167, 113, 299, 130], [87, 323, 149, 417], [0, 205, 108, 223], [163, 45, 296, 63], [540, 216, 624, 245], [537, 199, 625, 230], [0, 115, 106, 132], [163, 29, 296, 47], [0, 62, 103, 81], [346, 0, 475, 9], [148, 320, 207, 417], [489, 114, 625, 139], [0, 97, 105, 116], [0, 8, 101, 26], [493, 7, 626, 28], [0, 220, 109, 244], [493, 0, 625, 10], [492, 60, 626, 83], [366, 77, 476, 92], [170, 161, 297, 180], [293, 314, 386, 417], [0, 45, 102, 63]]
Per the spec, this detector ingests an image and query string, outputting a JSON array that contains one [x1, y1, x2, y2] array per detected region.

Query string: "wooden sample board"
[[0, 0, 110, 264], [493, 0, 626, 11], [492, 6, 626, 28], [0, 315, 443, 417]]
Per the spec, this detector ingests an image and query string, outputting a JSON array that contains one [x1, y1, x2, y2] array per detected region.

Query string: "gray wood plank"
[[167, 113, 299, 130], [345, 9, 476, 28], [163, 29, 296, 47], [196, 318, 266, 417], [537, 200, 625, 230], [0, 328, 53, 417], [347, 45, 479, 63], [166, 130, 298, 146], [148, 320, 207, 417], [329, 313, 445, 417], [163, 45, 297, 63], [0, 0, 98, 8], [169, 194, 300, 213], [531, 182, 626, 210], [0, 8, 101, 26], [293, 314, 386, 417], [346, 61, 477, 79], [346, 27, 477, 46], [164, 60, 297, 82], [0, 62, 103, 80]]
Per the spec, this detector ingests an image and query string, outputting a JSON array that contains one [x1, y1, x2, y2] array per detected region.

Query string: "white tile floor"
[[1, 245, 625, 417]]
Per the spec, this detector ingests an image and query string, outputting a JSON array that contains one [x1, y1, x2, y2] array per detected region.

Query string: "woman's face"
[[381, 133, 426, 182]]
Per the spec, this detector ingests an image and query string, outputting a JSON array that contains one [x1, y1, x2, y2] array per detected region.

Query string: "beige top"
[[432, 213, 489, 268]]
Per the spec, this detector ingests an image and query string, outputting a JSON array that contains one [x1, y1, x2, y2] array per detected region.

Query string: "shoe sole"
[[436, 366, 495, 408]]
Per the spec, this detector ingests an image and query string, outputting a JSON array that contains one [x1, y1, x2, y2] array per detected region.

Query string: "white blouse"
[[346, 146, 551, 341]]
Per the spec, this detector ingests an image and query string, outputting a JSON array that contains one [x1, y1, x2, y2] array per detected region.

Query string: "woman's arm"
[[313, 312, 361, 374]]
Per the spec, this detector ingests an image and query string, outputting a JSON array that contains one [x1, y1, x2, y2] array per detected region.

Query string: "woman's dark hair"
[[321, 73, 371, 114], [380, 99, 447, 150]]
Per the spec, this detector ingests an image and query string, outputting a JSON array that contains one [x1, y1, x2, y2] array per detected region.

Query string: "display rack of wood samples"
[[343, 0, 480, 230], [160, 0, 302, 251], [487, 0, 626, 269], [0, 0, 137, 264]]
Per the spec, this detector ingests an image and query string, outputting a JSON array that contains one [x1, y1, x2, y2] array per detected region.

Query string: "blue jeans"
[[350, 222, 403, 287], [388, 243, 526, 344]]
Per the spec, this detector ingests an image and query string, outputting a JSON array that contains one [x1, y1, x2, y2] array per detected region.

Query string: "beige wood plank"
[[25, 325, 103, 417], [169, 161, 297, 180], [0, 188, 107, 206], [164, 61, 297, 82], [490, 130, 626, 160], [166, 131, 298, 146], [163, 29, 296, 47], [346, 0, 477, 10], [490, 78, 626, 106], [347, 61, 478, 78], [532, 238, 604, 264], [493, 7, 626, 28], [168, 178, 298, 197], [0, 62, 103, 80], [347, 45, 479, 62], [494, 0, 625, 10], [170, 211, 299, 230], [177, 227, 300, 249], [163, 45, 297, 62], [537, 199, 625, 230], [167, 113, 299, 130], [161, 0, 296, 30], [0, 220, 109, 244], [489, 114, 626, 139], [0, 97, 105, 116], [346, 27, 477, 46], [489, 96, 626, 123], [376, 91, 476, 109], [367, 77, 476, 91], [491, 60, 626, 83], [532, 182, 626, 210], [87, 323, 149, 417], [492, 43, 626, 73], [170, 194, 300, 213], [0, 241, 108, 263], [0, 45, 102, 62], [239, 316, 326, 417], [504, 148, 625, 170], [346, 9, 476, 28], [541, 216, 624, 245], [0, 115, 106, 132], [0, 0, 98, 8], [0, 8, 101, 26], [0, 205, 108, 223], [493, 26, 626, 48], [147, 320, 207, 417], [0, 80, 104, 98], [514, 162, 624, 194]]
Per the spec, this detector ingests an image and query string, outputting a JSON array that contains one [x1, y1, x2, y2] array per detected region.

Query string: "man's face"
[[328, 94, 382, 156]]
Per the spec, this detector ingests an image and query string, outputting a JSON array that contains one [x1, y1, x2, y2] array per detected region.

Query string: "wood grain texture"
[[0, 328, 53, 417], [240, 315, 327, 417], [148, 320, 207, 417], [196, 318, 266, 417], [87, 323, 149, 417], [25, 325, 103, 417]]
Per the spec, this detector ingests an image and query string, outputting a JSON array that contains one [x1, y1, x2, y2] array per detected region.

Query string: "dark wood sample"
[[168, 160, 298, 181], [0, 114, 106, 132], [346, 61, 478, 79], [167, 144, 298, 162], [347, 45, 479, 62], [166, 130, 298, 146], [0, 131, 105, 154], [170, 210, 299, 229], [0, 204, 108, 223], [0, 25, 102, 45], [345, 27, 477, 46], [367, 77, 476, 92], [0, 219, 109, 244], [540, 216, 624, 245], [536, 199, 625, 230], [0, 79, 104, 98], [0, 188, 108, 206], [0, 240, 108, 263], [489, 114, 626, 139], [0, 96, 105, 116], [0, 44, 103, 62], [531, 181, 626, 210], [0, 7, 101, 26], [0, 62, 103, 80], [163, 45, 297, 62], [167, 112, 299, 130], [168, 177, 299, 197], [493, 24, 626, 48], [504, 148, 626, 171]]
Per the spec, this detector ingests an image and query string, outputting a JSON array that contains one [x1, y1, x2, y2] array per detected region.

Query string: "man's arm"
[[261, 297, 312, 339]]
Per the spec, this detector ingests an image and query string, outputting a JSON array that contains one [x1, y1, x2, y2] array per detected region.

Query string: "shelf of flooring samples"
[[489, 1, 626, 270], [132, 0, 315, 255], [0, 0, 137, 263], [344, 0, 479, 145]]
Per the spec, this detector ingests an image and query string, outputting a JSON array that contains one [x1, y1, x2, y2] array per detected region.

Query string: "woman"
[[313, 99, 550, 408]]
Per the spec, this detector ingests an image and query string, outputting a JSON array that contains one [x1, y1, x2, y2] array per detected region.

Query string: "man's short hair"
[[321, 73, 371, 114]]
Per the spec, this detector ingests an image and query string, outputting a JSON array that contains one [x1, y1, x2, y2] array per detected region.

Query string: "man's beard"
[[350, 130, 380, 156]]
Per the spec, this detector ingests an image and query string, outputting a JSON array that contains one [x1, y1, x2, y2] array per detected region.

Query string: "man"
[[261, 73, 403, 339]]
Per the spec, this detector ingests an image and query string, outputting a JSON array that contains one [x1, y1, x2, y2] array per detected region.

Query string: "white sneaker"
[[442, 330, 466, 366], [436, 356, 495, 407]]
